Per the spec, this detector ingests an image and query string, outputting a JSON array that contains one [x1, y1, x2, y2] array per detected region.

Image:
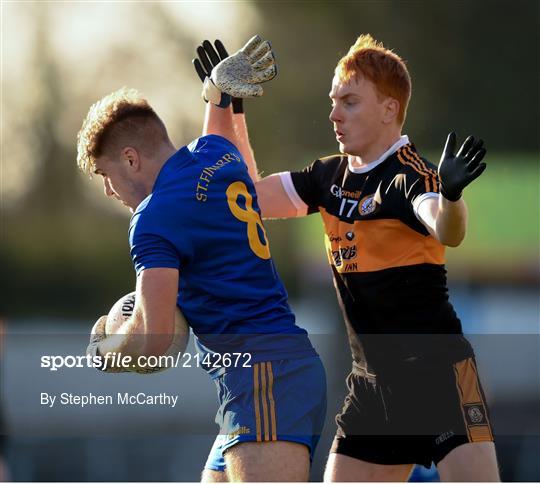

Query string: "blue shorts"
[[204, 356, 327, 472]]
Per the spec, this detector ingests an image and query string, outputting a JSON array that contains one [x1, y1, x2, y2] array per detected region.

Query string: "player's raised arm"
[[416, 132, 487, 247], [193, 37, 302, 220]]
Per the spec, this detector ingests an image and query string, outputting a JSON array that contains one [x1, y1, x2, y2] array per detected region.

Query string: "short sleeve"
[[395, 149, 441, 224], [288, 159, 329, 214], [129, 208, 187, 276], [130, 229, 180, 276]]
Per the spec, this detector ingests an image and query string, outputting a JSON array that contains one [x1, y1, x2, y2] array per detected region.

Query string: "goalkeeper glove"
[[195, 35, 277, 108], [438, 132, 487, 201], [193, 39, 244, 113]]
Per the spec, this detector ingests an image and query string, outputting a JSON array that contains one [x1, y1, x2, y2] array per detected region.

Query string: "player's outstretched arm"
[[417, 132, 486, 247], [194, 39, 299, 220], [194, 39, 257, 180], [87, 268, 179, 369]]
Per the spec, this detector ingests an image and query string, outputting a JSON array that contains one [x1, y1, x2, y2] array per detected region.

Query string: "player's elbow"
[[443, 238, 463, 248], [438, 231, 465, 248]]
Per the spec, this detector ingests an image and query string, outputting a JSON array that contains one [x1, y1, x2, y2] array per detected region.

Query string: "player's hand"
[[86, 315, 107, 369], [86, 315, 127, 373], [193, 39, 244, 113], [438, 132, 487, 201], [88, 315, 107, 348], [198, 35, 277, 107]]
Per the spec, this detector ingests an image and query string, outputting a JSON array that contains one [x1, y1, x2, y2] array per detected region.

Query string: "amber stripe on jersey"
[[397, 150, 430, 192], [397, 145, 437, 193], [404, 145, 439, 193], [253, 362, 278, 442], [400, 145, 428, 177], [453, 358, 494, 442]]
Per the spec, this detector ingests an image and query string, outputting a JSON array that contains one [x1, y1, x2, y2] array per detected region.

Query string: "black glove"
[[193, 40, 244, 113], [438, 132, 487, 201]]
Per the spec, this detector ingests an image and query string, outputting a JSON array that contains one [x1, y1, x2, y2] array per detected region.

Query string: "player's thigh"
[[201, 469, 228, 482], [324, 452, 414, 482], [203, 435, 227, 482], [224, 440, 310, 482], [437, 441, 499, 482]]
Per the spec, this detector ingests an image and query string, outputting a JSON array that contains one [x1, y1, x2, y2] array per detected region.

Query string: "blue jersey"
[[129, 135, 316, 375]]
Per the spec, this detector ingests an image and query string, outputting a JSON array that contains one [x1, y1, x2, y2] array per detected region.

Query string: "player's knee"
[[225, 441, 310, 481], [325, 453, 413, 482], [201, 469, 228, 482], [437, 441, 499, 481]]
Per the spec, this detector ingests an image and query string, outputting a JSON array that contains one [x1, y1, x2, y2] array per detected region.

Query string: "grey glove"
[[202, 35, 277, 104]]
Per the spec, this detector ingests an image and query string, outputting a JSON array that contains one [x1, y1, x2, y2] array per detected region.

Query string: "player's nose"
[[329, 105, 342, 123], [103, 178, 115, 198]]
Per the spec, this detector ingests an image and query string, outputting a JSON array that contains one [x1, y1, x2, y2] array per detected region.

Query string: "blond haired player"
[[79, 37, 327, 482], [199, 34, 499, 481]]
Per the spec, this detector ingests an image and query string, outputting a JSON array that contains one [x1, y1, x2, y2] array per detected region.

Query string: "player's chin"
[[338, 142, 358, 156], [120, 199, 135, 213]]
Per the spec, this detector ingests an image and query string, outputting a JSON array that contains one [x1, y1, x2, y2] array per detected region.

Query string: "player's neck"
[[145, 142, 178, 194], [348, 131, 403, 168]]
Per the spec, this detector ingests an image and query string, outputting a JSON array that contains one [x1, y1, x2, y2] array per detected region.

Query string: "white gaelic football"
[[106, 291, 189, 373]]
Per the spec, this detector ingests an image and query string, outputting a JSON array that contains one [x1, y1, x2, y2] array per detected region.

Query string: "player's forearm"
[[97, 305, 172, 360], [435, 197, 468, 247], [204, 102, 261, 183], [203, 103, 236, 141], [232, 112, 261, 182]]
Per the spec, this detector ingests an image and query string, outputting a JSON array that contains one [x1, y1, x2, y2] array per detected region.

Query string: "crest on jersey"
[[464, 403, 486, 426], [359, 183, 382, 216], [467, 405, 485, 424], [359, 194, 377, 215]]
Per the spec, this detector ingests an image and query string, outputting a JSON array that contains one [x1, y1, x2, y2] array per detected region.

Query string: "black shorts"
[[331, 357, 494, 468]]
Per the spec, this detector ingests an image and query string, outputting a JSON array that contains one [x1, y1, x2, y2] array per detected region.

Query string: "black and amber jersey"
[[282, 136, 473, 372]]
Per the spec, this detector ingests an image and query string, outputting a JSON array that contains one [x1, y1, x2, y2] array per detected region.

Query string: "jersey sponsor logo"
[[465, 404, 485, 425], [328, 232, 342, 242], [345, 231, 355, 241], [343, 262, 358, 272], [330, 184, 362, 200], [195, 152, 242, 202], [331, 245, 357, 266]]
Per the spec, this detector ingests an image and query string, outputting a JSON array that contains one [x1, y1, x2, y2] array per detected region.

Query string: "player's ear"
[[122, 147, 141, 172], [382, 97, 399, 124]]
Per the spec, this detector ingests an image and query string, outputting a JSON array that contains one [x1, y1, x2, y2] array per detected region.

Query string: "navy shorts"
[[204, 356, 327, 472]]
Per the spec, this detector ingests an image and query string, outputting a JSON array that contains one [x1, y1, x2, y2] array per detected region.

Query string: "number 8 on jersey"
[[226, 181, 271, 259]]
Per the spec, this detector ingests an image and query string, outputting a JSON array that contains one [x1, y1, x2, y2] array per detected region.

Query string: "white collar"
[[347, 135, 410, 174]]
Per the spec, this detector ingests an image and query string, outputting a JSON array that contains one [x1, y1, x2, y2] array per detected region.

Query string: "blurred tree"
[[1, 0, 538, 317]]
